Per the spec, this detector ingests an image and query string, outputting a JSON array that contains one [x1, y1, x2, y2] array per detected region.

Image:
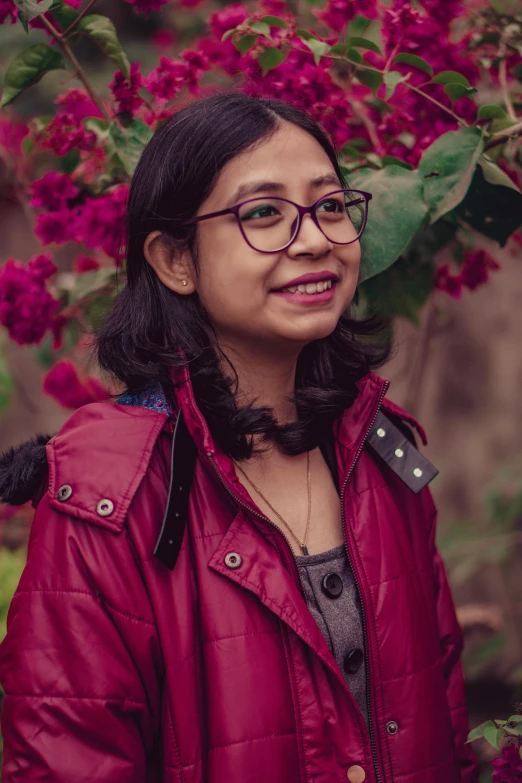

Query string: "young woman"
[[0, 93, 478, 783]]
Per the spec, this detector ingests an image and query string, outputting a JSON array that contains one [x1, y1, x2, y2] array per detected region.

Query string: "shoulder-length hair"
[[96, 91, 392, 459]]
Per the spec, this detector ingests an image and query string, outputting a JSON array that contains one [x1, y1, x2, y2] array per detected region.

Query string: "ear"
[[143, 231, 196, 295]]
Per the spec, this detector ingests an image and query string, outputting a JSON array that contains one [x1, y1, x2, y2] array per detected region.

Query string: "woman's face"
[[159, 120, 361, 353]]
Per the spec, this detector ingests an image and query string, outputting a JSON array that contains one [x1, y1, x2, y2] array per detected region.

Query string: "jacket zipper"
[[340, 379, 389, 783], [207, 380, 389, 783]]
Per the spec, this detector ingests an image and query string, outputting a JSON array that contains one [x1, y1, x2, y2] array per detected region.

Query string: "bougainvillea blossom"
[[110, 62, 144, 115], [123, 0, 169, 17], [0, 255, 60, 345], [42, 360, 110, 410], [30, 171, 79, 212], [491, 741, 522, 782]]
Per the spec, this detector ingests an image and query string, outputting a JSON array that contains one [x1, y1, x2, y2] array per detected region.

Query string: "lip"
[[272, 270, 339, 291], [271, 281, 337, 305]]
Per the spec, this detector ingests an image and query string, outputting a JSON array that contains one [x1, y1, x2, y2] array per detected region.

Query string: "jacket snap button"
[[224, 552, 242, 569], [386, 720, 399, 735], [376, 428, 386, 438], [344, 648, 364, 674], [321, 572, 343, 598], [413, 468, 423, 478], [56, 484, 73, 502], [96, 499, 114, 517], [347, 765, 366, 782]]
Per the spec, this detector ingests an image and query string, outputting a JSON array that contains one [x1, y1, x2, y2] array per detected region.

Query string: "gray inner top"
[[296, 543, 368, 726]]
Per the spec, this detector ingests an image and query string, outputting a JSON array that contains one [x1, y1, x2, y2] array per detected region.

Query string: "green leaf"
[[249, 21, 271, 38], [418, 127, 485, 223], [508, 716, 522, 723], [346, 36, 382, 55], [478, 157, 521, 193], [432, 70, 472, 87], [48, 0, 78, 31], [382, 155, 412, 169], [0, 44, 65, 107], [357, 68, 383, 93], [65, 267, 117, 305], [384, 70, 410, 100], [484, 725, 502, 749], [349, 165, 428, 282], [83, 117, 110, 143], [260, 15, 287, 28], [359, 254, 433, 324], [106, 119, 153, 176], [456, 162, 522, 246], [392, 53, 433, 77], [78, 14, 130, 76], [256, 46, 287, 74], [466, 720, 496, 744], [13, 0, 52, 32], [299, 35, 330, 65], [477, 104, 508, 120], [443, 83, 477, 103], [233, 33, 257, 55], [221, 28, 237, 42], [345, 48, 363, 64], [59, 147, 80, 174], [296, 28, 313, 40], [348, 14, 371, 37]]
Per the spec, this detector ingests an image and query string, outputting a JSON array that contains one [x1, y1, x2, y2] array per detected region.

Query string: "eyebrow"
[[227, 173, 342, 207]]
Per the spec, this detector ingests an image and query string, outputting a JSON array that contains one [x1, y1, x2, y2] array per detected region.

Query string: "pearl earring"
[[182, 280, 188, 286]]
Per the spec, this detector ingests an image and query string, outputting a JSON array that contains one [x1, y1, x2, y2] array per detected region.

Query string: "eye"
[[240, 203, 281, 221], [316, 196, 344, 214]]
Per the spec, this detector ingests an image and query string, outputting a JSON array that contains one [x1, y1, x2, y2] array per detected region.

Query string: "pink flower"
[[314, 0, 378, 33], [0, 255, 60, 345], [460, 249, 501, 291], [35, 208, 74, 246], [491, 741, 522, 782], [145, 57, 189, 101], [208, 3, 249, 40], [36, 111, 96, 157], [74, 255, 101, 273], [43, 360, 110, 410], [434, 263, 463, 299], [54, 88, 103, 122], [150, 28, 177, 49], [0, 117, 28, 155], [123, 0, 169, 17], [177, 0, 206, 7], [109, 62, 144, 115], [71, 184, 129, 261], [0, 0, 18, 24], [30, 171, 79, 211]]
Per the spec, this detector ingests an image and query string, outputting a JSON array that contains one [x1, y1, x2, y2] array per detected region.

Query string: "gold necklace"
[[233, 451, 312, 556]]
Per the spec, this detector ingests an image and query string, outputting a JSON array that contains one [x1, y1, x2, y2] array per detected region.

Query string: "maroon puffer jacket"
[[0, 365, 478, 783]]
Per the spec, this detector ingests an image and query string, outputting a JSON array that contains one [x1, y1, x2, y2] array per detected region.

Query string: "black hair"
[[96, 91, 392, 459]]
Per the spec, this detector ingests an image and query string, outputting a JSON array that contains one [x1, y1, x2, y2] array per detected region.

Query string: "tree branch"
[[38, 12, 111, 124]]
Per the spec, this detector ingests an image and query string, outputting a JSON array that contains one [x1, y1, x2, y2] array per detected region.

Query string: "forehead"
[[211, 121, 336, 197]]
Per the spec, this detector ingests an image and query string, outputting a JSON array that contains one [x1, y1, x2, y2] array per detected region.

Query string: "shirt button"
[[321, 572, 343, 598], [224, 552, 242, 569], [56, 484, 73, 502], [96, 499, 114, 517], [347, 765, 366, 782], [344, 648, 364, 674]]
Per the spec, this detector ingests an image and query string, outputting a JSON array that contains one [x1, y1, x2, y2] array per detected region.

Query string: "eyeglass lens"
[[237, 190, 366, 252]]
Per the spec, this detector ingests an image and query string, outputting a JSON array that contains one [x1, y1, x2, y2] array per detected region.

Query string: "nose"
[[287, 213, 331, 258]]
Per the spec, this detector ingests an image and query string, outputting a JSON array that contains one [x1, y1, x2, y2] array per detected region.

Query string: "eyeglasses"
[[182, 188, 372, 254]]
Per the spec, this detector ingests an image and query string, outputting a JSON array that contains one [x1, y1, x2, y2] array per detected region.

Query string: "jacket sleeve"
[[0, 493, 162, 783], [424, 492, 479, 783]]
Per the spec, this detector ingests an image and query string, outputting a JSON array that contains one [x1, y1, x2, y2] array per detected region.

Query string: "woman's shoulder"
[[0, 387, 174, 531]]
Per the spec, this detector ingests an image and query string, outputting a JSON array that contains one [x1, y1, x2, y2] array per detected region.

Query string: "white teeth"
[[279, 279, 335, 294]]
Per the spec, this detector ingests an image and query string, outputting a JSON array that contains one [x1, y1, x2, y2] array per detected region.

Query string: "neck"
[[217, 339, 302, 426]]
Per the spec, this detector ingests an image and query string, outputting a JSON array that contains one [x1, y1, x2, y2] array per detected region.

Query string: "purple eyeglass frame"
[[182, 188, 373, 253]]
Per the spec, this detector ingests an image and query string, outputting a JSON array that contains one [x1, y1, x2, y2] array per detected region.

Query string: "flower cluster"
[[491, 741, 522, 782], [31, 172, 128, 262], [43, 360, 109, 410], [0, 254, 60, 345], [123, 0, 168, 16], [109, 62, 144, 116], [0, 0, 17, 25], [434, 250, 501, 299], [314, 0, 378, 34], [145, 49, 210, 102]]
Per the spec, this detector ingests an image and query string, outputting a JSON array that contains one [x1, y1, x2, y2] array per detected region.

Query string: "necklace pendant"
[[301, 545, 309, 556]]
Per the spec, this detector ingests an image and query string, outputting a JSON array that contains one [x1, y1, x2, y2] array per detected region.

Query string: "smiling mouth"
[[277, 279, 334, 295]]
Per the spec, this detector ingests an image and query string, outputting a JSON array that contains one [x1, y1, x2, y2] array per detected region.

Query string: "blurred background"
[[1, 0, 521, 779]]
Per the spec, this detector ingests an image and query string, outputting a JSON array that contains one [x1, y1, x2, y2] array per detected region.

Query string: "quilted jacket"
[[0, 363, 479, 783]]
